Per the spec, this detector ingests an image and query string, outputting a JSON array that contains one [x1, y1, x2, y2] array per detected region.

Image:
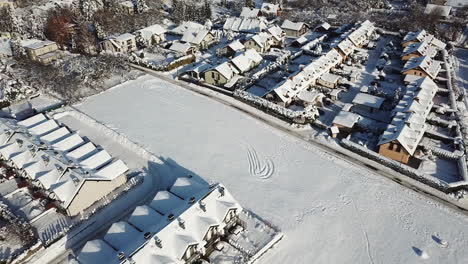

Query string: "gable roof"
[[169, 41, 194, 54], [332, 110, 361, 128], [240, 7, 260, 18], [352, 93, 385, 109], [77, 239, 120, 264], [226, 40, 245, 52], [136, 24, 166, 40], [281, 20, 307, 31], [260, 3, 280, 14], [402, 41, 438, 58], [223, 17, 267, 33], [181, 29, 211, 45], [230, 49, 262, 73], [210, 62, 236, 80], [402, 56, 442, 79]]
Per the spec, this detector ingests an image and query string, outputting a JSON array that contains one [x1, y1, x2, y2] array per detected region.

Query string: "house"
[[401, 56, 442, 79], [347, 20, 375, 48], [77, 183, 243, 264], [314, 22, 331, 32], [223, 17, 267, 33], [402, 30, 446, 49], [120, 0, 134, 15], [334, 39, 355, 60], [181, 29, 215, 50], [0, 114, 129, 216], [265, 25, 285, 47], [377, 77, 438, 164], [291, 36, 309, 47], [221, 40, 245, 57], [244, 32, 271, 53], [317, 73, 341, 88], [204, 62, 237, 86], [230, 49, 262, 74], [281, 20, 309, 38], [260, 3, 282, 17], [330, 89, 344, 101], [184, 62, 212, 79], [296, 90, 325, 107], [424, 4, 452, 17], [332, 110, 362, 136], [172, 21, 206, 35], [240, 7, 260, 18], [100, 33, 137, 53], [352, 92, 385, 113], [135, 24, 166, 46], [24, 40, 61, 64], [0, 38, 12, 58], [401, 41, 438, 61], [169, 41, 197, 55]]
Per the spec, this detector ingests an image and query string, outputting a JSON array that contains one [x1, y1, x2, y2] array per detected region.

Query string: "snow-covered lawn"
[[75, 75, 468, 263]]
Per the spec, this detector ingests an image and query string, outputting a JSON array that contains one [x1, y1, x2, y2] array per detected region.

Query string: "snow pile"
[[234, 90, 319, 124]]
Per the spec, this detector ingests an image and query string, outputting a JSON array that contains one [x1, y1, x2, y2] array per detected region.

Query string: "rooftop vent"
[[144, 232, 151, 239], [167, 213, 175, 221], [189, 197, 196, 204], [117, 252, 125, 260]]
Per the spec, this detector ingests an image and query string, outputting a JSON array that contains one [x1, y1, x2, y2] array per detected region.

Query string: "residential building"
[[265, 25, 286, 47], [169, 41, 197, 55], [230, 49, 262, 74], [334, 39, 355, 60], [352, 93, 385, 113], [332, 110, 362, 136], [221, 40, 245, 57], [135, 24, 166, 46], [280, 20, 309, 38], [402, 30, 446, 49], [240, 7, 260, 18], [314, 22, 331, 32], [378, 77, 438, 164], [100, 33, 137, 53], [244, 32, 271, 53], [120, 0, 134, 15], [24, 40, 61, 64], [317, 73, 341, 88], [347, 20, 375, 48], [401, 41, 438, 61], [260, 3, 282, 17], [184, 63, 212, 80], [401, 56, 442, 79], [223, 17, 267, 33], [296, 90, 325, 107], [181, 29, 215, 50], [77, 183, 243, 264], [0, 113, 129, 216], [204, 62, 237, 86]]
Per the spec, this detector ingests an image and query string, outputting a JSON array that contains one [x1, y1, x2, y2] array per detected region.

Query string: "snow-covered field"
[[75, 75, 468, 263]]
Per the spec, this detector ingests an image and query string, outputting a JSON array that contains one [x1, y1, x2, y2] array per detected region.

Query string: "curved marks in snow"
[[246, 145, 274, 180]]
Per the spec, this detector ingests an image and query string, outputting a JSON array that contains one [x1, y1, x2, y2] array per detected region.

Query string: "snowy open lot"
[[75, 75, 468, 263]]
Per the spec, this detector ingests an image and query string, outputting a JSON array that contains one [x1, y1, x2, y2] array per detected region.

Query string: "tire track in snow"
[[244, 144, 274, 179]]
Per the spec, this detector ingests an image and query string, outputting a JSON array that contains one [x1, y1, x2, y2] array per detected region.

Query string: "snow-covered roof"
[[402, 41, 438, 58], [248, 32, 270, 48], [169, 41, 194, 54], [347, 20, 375, 47], [424, 4, 452, 17], [272, 49, 342, 103], [240, 7, 260, 18], [181, 29, 211, 45], [336, 39, 355, 56], [297, 90, 324, 104], [281, 20, 307, 31], [136, 24, 166, 40], [319, 72, 341, 84], [315, 22, 331, 31], [210, 62, 236, 80], [402, 30, 445, 49], [230, 49, 262, 74], [114, 33, 135, 42], [402, 56, 442, 79], [66, 141, 97, 161], [378, 77, 438, 155], [223, 17, 267, 33], [266, 25, 284, 41], [24, 40, 56, 50], [131, 184, 242, 262], [332, 110, 361, 128], [77, 239, 120, 264], [172, 22, 205, 35], [352, 93, 385, 109], [226, 40, 245, 52], [260, 3, 280, 14], [0, 114, 129, 211]]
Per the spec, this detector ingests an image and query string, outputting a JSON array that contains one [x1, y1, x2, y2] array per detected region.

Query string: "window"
[[396, 144, 402, 153], [388, 142, 394, 150], [211, 72, 215, 79]]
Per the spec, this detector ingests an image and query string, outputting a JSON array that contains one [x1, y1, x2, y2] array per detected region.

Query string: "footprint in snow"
[[431, 234, 449, 248]]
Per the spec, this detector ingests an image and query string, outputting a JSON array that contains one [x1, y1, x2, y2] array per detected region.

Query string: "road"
[[131, 64, 468, 216]]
